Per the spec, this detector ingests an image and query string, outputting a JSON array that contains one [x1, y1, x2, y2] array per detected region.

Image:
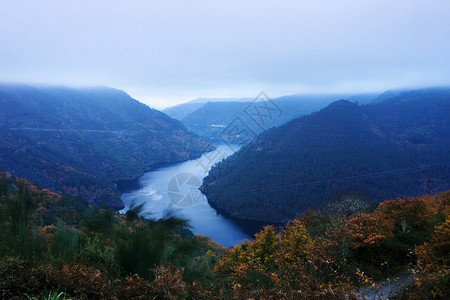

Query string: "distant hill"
[[163, 97, 252, 120], [0, 84, 211, 209], [177, 93, 379, 143], [181, 102, 250, 142], [162, 102, 205, 120], [369, 89, 407, 103], [187, 97, 252, 104], [200, 88, 450, 222]]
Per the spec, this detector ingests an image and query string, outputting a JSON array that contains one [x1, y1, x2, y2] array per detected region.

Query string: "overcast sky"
[[1, 0, 449, 108]]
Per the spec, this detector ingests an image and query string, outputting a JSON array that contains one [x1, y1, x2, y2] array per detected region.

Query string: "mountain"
[[0, 83, 212, 209], [180, 102, 250, 143], [187, 97, 252, 104], [162, 102, 205, 120], [163, 97, 252, 120], [200, 88, 450, 222], [177, 93, 380, 143], [369, 89, 407, 103]]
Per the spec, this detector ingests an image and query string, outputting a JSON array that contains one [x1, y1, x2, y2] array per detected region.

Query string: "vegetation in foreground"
[[0, 172, 448, 299]]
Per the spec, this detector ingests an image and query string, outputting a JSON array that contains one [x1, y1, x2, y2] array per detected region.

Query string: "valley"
[[2, 2, 449, 297], [1, 84, 449, 299]]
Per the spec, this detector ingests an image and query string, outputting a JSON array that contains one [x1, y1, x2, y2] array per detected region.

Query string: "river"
[[120, 144, 253, 247]]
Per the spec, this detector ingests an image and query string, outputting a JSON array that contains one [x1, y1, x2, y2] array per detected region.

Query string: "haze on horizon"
[[1, 0, 449, 109]]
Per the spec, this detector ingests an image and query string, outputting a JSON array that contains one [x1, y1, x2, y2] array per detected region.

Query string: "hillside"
[[162, 102, 205, 120], [0, 84, 211, 208], [201, 88, 450, 222], [177, 93, 379, 143], [181, 102, 250, 142], [163, 97, 251, 120]]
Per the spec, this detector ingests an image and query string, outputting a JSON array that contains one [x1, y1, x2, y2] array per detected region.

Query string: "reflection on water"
[[120, 144, 251, 247]]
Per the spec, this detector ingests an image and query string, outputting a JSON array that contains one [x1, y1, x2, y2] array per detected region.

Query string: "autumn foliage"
[[216, 192, 450, 298], [412, 194, 450, 298], [0, 172, 449, 299]]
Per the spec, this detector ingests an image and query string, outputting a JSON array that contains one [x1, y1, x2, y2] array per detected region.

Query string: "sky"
[[1, 0, 449, 109]]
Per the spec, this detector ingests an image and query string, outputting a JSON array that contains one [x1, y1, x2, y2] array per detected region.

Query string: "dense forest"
[[1, 172, 448, 299], [0, 84, 212, 209], [201, 88, 450, 222]]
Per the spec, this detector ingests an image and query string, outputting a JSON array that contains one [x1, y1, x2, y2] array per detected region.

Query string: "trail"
[[357, 269, 414, 299], [9, 127, 123, 133]]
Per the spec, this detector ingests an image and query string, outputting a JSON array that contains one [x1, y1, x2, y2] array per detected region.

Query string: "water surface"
[[120, 144, 251, 247]]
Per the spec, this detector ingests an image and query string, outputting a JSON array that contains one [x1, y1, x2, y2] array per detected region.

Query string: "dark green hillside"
[[201, 88, 450, 222], [0, 84, 211, 208]]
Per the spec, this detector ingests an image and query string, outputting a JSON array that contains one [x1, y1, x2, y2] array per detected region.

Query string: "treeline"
[[0, 172, 449, 299]]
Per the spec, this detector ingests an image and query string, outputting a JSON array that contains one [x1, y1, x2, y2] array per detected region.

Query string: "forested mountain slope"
[[0, 84, 211, 208], [201, 88, 450, 222]]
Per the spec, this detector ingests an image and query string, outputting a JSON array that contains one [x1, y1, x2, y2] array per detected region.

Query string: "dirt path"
[[356, 269, 414, 299]]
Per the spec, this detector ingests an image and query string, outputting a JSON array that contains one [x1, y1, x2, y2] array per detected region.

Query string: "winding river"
[[120, 144, 252, 247]]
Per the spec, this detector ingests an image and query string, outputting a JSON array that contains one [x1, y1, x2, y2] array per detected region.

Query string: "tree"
[[414, 218, 450, 298]]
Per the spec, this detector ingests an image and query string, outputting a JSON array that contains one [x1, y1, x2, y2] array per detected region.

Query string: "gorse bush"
[[0, 178, 41, 258], [51, 220, 79, 260], [76, 235, 117, 277], [114, 217, 194, 279]]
